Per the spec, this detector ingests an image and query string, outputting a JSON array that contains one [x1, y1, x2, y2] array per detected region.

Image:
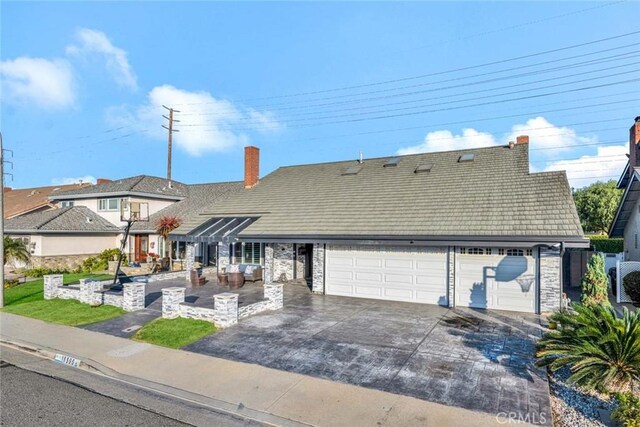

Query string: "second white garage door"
[[325, 245, 448, 305], [455, 249, 537, 313]]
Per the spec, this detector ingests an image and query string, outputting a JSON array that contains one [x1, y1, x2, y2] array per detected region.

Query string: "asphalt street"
[[0, 346, 263, 427]]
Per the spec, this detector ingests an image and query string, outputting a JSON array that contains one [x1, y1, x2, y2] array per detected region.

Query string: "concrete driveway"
[[185, 284, 550, 422]]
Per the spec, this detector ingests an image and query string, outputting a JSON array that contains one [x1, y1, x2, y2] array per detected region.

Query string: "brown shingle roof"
[[4, 183, 92, 219]]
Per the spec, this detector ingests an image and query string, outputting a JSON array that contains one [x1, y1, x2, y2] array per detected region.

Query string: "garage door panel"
[[326, 246, 447, 305], [455, 252, 537, 313]]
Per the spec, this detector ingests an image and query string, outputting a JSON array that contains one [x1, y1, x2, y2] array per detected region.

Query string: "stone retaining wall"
[[162, 283, 284, 328], [43, 274, 146, 312]]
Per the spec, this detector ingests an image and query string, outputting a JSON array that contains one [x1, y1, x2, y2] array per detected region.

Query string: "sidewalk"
[[0, 313, 507, 427]]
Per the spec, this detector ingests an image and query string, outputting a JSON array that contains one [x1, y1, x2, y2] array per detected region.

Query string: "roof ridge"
[[35, 206, 73, 230]]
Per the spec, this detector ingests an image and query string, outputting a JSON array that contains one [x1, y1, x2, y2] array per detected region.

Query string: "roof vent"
[[86, 217, 93, 223], [458, 153, 475, 163], [384, 157, 400, 167], [414, 163, 433, 173], [342, 165, 363, 176]]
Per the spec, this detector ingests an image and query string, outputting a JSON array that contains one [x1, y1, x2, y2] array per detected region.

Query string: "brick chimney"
[[3, 187, 12, 193], [244, 146, 260, 189], [96, 178, 111, 185], [516, 135, 529, 145], [629, 116, 640, 179]]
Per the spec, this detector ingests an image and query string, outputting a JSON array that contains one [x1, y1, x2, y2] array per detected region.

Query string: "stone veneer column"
[[218, 242, 230, 273], [264, 283, 284, 309], [273, 243, 295, 282], [311, 244, 325, 294], [162, 287, 186, 319], [43, 274, 63, 300], [213, 293, 239, 328], [123, 281, 147, 312], [185, 243, 196, 280], [264, 244, 274, 285], [539, 247, 562, 313], [79, 279, 103, 305], [447, 247, 455, 308]]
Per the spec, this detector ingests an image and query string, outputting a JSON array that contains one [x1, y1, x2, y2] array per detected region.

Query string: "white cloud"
[[505, 116, 597, 155], [66, 28, 137, 90], [0, 57, 75, 108], [397, 128, 498, 155], [107, 85, 282, 156], [51, 175, 97, 185], [543, 145, 627, 188]]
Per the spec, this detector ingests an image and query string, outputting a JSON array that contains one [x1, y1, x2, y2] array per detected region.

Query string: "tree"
[[536, 304, 640, 394], [573, 180, 623, 234], [154, 215, 182, 262], [4, 236, 30, 265], [581, 253, 610, 308]]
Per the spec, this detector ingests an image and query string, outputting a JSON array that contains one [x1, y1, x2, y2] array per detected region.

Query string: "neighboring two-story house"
[[3, 182, 93, 219], [5, 175, 243, 269], [610, 117, 640, 260]]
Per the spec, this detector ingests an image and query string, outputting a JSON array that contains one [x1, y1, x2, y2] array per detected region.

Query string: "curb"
[[0, 338, 311, 427]]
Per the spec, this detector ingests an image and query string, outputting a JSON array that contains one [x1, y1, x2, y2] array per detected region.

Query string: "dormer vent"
[[414, 163, 433, 173], [458, 153, 475, 163], [384, 157, 400, 167]]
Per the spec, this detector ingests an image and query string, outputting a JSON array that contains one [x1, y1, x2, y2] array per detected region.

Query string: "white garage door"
[[455, 248, 537, 313], [325, 246, 448, 305]]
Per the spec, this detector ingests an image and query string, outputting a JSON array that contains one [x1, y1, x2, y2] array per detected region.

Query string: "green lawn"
[[3, 298, 125, 326], [4, 273, 112, 307], [133, 318, 216, 349], [2, 273, 120, 326]]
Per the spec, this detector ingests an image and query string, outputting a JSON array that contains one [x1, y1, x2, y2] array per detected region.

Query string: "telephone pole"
[[162, 105, 180, 181], [0, 133, 12, 308]]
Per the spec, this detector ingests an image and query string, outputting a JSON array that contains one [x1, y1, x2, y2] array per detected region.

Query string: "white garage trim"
[[325, 245, 449, 305], [454, 247, 538, 313]]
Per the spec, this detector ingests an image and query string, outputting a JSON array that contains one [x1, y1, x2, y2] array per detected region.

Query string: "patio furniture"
[[217, 273, 228, 285], [227, 272, 245, 289], [190, 269, 206, 286], [224, 264, 263, 282]]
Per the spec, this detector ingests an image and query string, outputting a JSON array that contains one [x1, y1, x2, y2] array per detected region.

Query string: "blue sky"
[[1, 1, 638, 189]]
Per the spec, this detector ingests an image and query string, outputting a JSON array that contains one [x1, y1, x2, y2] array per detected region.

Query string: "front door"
[[134, 235, 149, 262]]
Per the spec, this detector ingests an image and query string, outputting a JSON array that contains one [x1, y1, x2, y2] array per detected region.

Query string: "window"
[[60, 201, 74, 208], [98, 198, 127, 212], [526, 249, 533, 256], [232, 242, 265, 265], [506, 249, 524, 256], [460, 247, 491, 255]]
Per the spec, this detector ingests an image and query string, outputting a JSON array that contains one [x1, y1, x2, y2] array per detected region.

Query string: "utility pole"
[[0, 133, 14, 308], [162, 105, 180, 181]]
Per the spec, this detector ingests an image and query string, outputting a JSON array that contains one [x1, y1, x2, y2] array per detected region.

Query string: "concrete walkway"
[[0, 313, 515, 427]]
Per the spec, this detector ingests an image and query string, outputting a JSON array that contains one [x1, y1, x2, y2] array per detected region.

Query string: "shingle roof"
[[4, 183, 93, 219], [130, 181, 244, 232], [174, 143, 585, 242], [50, 175, 189, 200], [5, 206, 120, 233]]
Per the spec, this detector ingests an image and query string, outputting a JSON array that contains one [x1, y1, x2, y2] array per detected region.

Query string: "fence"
[[616, 261, 640, 304]]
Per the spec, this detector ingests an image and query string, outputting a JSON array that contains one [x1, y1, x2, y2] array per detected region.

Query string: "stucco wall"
[[39, 234, 119, 256], [624, 196, 640, 261], [72, 196, 174, 227]]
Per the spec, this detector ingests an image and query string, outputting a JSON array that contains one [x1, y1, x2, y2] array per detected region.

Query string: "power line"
[[172, 30, 640, 105]]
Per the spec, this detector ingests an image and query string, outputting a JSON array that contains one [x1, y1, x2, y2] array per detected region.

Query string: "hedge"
[[588, 235, 623, 253]]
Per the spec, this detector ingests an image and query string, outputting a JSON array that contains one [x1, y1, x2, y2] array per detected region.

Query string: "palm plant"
[[154, 215, 182, 262], [536, 304, 640, 393], [4, 236, 30, 265]]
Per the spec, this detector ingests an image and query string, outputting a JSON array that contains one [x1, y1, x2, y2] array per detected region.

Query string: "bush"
[[81, 248, 127, 273], [23, 267, 71, 277], [612, 392, 640, 427], [623, 271, 640, 303], [589, 235, 624, 253], [581, 254, 610, 307], [536, 304, 640, 392]]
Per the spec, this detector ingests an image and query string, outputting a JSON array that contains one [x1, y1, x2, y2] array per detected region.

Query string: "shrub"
[[589, 236, 624, 253], [581, 254, 610, 307], [536, 304, 640, 392], [23, 267, 70, 277], [612, 392, 640, 427], [623, 271, 640, 303], [81, 249, 127, 273]]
